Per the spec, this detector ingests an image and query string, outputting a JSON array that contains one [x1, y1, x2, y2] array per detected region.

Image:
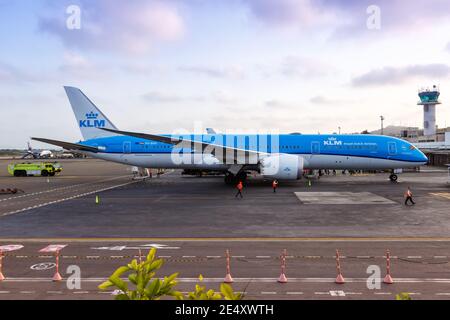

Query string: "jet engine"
[[260, 154, 304, 180]]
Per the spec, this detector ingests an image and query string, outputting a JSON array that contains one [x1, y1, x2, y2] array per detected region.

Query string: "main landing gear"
[[224, 171, 248, 185]]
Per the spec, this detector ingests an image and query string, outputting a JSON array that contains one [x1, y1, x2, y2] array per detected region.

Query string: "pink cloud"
[[39, 0, 185, 55]]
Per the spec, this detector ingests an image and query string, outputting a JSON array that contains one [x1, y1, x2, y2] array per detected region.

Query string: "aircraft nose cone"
[[418, 151, 428, 163]]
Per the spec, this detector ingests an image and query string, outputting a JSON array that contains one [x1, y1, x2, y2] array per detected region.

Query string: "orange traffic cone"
[[278, 249, 288, 283], [224, 249, 234, 283], [335, 249, 345, 284], [383, 249, 394, 284]]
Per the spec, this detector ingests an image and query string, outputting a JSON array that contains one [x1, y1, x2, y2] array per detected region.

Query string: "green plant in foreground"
[[396, 292, 412, 300], [98, 249, 242, 300], [185, 275, 242, 300], [98, 248, 182, 300]]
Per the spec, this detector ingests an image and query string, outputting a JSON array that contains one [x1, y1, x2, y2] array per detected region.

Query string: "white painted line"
[[47, 291, 63, 294], [346, 292, 363, 295], [73, 291, 89, 294], [63, 256, 77, 259], [38, 255, 52, 258], [406, 256, 422, 259], [356, 256, 371, 259], [314, 292, 329, 295], [0, 291, 10, 294], [86, 256, 100, 259], [261, 292, 277, 294], [408, 293, 421, 295], [1, 179, 139, 217], [158, 255, 172, 258], [436, 293, 450, 296], [20, 291, 35, 294], [110, 256, 124, 259], [434, 256, 447, 259], [15, 256, 28, 258], [232, 256, 245, 258], [256, 256, 271, 258], [329, 290, 345, 297], [305, 256, 321, 259], [3, 277, 450, 284], [286, 292, 303, 295], [206, 256, 221, 258], [182, 256, 196, 258], [374, 292, 392, 295]]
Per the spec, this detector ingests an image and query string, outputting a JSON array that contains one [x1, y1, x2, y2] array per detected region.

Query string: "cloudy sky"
[[1, 0, 450, 148]]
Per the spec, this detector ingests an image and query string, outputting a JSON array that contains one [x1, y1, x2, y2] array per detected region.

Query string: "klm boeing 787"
[[32, 87, 428, 184]]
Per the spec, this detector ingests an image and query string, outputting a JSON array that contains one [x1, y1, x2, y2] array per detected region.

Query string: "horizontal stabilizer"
[[31, 137, 98, 152]]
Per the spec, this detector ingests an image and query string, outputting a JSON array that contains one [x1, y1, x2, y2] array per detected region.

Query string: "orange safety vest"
[[237, 183, 243, 190]]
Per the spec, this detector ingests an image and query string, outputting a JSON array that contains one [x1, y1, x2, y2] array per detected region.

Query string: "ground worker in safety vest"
[[404, 186, 415, 205], [272, 179, 279, 193], [235, 181, 243, 198]]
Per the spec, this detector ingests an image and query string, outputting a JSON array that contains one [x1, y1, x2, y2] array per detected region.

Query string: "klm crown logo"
[[85, 111, 99, 119], [80, 110, 106, 128]]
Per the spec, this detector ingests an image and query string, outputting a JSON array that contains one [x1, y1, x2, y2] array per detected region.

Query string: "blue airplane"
[[32, 87, 428, 183]]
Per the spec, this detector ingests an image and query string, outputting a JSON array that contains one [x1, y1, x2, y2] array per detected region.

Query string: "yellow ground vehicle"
[[7, 162, 62, 177]]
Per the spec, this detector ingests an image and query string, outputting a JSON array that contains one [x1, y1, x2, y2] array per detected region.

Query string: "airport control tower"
[[417, 85, 441, 136]]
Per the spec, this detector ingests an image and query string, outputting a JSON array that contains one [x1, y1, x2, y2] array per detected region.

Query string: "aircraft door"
[[123, 141, 131, 154], [311, 141, 320, 154], [388, 142, 397, 155]]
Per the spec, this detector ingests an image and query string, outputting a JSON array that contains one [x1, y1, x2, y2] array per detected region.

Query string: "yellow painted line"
[[430, 193, 450, 200], [1, 237, 450, 242]]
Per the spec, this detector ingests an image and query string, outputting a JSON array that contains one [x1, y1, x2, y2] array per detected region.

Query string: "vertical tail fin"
[[64, 86, 118, 140]]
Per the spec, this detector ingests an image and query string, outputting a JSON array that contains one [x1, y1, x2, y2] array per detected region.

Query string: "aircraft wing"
[[100, 128, 263, 164], [31, 137, 98, 152]]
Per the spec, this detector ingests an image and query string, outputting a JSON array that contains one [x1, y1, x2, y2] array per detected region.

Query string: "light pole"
[[380, 116, 384, 135]]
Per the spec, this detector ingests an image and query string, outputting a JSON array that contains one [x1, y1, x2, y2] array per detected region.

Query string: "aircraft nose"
[[417, 150, 428, 163]]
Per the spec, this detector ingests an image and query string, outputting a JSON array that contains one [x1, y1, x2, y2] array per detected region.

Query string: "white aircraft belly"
[[90, 152, 418, 171], [92, 153, 229, 170], [303, 154, 418, 169]]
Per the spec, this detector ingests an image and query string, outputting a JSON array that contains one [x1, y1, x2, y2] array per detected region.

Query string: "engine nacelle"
[[260, 154, 304, 180]]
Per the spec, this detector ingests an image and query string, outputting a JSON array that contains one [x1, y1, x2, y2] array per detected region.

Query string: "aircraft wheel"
[[41, 170, 48, 177], [389, 174, 398, 182]]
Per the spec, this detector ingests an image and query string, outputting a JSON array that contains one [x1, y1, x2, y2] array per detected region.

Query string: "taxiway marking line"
[[286, 292, 303, 295], [3, 277, 450, 283], [0, 175, 132, 203], [430, 193, 450, 200], [374, 292, 392, 295], [2, 237, 450, 242], [1, 180, 139, 217], [261, 292, 277, 295]]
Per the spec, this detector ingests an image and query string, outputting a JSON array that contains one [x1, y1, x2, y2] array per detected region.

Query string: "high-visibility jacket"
[[237, 183, 243, 190], [272, 181, 278, 188]]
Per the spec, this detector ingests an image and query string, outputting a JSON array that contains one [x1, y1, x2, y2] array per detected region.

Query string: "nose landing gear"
[[389, 173, 398, 182]]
